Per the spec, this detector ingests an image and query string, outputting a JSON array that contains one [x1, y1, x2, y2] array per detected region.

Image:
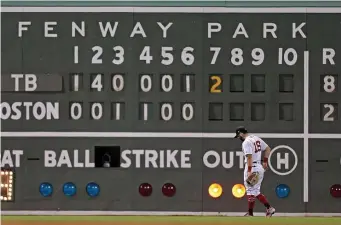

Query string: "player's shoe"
[[266, 207, 276, 217], [244, 212, 253, 217]]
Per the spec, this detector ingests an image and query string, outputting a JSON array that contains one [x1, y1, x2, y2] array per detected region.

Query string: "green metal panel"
[[1, 1, 341, 7]]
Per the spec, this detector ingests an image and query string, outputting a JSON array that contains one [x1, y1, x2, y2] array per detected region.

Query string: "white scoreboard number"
[[139, 46, 195, 65], [68, 73, 196, 122], [323, 75, 336, 93], [322, 75, 338, 122], [73, 46, 338, 67], [139, 74, 193, 93], [323, 104, 335, 122], [69, 102, 104, 120], [160, 103, 194, 121], [87, 74, 126, 92]]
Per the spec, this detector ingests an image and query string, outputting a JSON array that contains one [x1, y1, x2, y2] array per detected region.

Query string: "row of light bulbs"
[[0, 171, 14, 201]]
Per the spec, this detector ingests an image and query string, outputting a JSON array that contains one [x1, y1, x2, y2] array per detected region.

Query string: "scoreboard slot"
[[159, 102, 175, 121], [69, 73, 83, 92], [229, 74, 244, 92], [250, 103, 266, 121], [279, 74, 294, 93], [94, 146, 120, 168], [90, 73, 105, 92], [69, 102, 84, 120], [320, 103, 339, 122], [320, 74, 338, 93], [251, 74, 265, 93], [180, 74, 195, 93], [89, 102, 105, 120], [139, 102, 153, 121], [111, 102, 126, 121], [160, 74, 174, 93], [139, 74, 154, 93], [209, 75, 223, 93], [279, 103, 294, 121], [229, 103, 244, 121], [208, 103, 223, 121], [180, 103, 195, 121]]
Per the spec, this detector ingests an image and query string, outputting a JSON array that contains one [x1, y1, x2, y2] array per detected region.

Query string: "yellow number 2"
[[210, 76, 222, 93]]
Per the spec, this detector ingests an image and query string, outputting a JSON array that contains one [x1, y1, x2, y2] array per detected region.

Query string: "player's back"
[[243, 135, 268, 162]]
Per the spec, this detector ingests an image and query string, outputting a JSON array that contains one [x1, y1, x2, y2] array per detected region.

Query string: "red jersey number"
[[254, 141, 261, 153]]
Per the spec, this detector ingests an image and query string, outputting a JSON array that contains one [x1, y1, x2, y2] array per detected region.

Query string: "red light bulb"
[[330, 184, 341, 198], [162, 183, 176, 197], [139, 183, 152, 197]]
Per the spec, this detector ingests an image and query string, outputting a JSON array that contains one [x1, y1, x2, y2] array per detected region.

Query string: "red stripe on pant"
[[247, 195, 256, 215], [256, 194, 271, 209]]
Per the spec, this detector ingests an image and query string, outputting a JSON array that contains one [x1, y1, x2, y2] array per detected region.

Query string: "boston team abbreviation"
[[1, 7, 341, 214]]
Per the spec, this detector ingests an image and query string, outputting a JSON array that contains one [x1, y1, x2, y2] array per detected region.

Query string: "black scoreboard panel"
[[1, 137, 303, 212], [202, 13, 305, 132], [3, 11, 329, 133], [308, 14, 341, 133], [309, 139, 341, 212]]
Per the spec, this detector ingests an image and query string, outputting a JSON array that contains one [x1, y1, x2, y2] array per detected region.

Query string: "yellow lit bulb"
[[232, 184, 246, 198], [208, 183, 223, 198]]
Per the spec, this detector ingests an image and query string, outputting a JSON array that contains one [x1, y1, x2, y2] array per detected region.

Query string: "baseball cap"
[[234, 126, 248, 138]]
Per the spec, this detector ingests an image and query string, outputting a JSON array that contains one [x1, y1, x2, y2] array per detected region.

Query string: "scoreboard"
[[2, 8, 341, 133], [1, 7, 341, 214]]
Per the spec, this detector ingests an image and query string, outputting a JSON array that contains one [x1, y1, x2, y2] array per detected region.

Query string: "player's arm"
[[263, 145, 271, 164], [260, 139, 271, 168], [243, 141, 253, 173], [246, 154, 252, 173]]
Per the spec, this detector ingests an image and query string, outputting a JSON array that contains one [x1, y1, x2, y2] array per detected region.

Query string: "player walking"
[[234, 126, 276, 217]]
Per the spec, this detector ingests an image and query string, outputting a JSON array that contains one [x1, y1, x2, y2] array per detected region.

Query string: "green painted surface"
[[1, 1, 341, 7]]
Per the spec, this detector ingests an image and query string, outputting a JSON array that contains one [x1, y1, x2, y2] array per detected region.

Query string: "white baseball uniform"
[[242, 135, 269, 196]]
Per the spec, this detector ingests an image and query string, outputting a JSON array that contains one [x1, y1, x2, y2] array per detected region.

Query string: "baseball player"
[[234, 126, 276, 217]]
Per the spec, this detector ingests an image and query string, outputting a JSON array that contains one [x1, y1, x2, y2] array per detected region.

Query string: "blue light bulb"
[[275, 184, 290, 198], [86, 182, 100, 197], [63, 182, 77, 197], [39, 182, 53, 197]]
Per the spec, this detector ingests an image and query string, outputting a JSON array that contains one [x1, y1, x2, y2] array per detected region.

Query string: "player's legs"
[[244, 165, 276, 217], [243, 167, 255, 216], [243, 166, 264, 216], [245, 165, 264, 195], [256, 193, 270, 208], [252, 165, 275, 217], [245, 195, 256, 216], [256, 193, 275, 217]]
